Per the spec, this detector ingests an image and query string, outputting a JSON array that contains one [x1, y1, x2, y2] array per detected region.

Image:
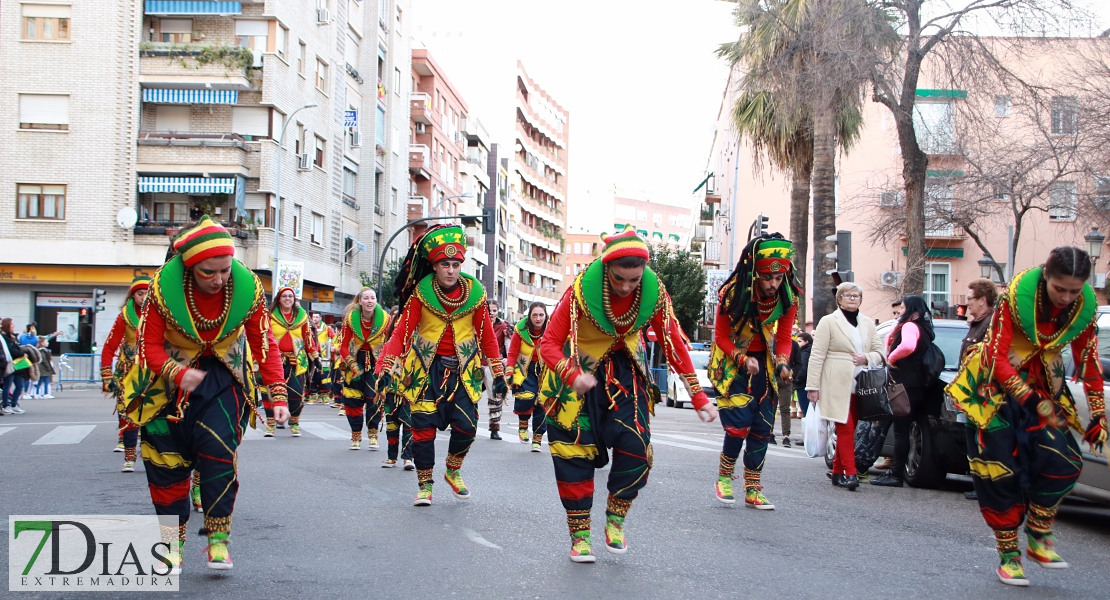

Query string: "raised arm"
[[376, 298, 420, 374]]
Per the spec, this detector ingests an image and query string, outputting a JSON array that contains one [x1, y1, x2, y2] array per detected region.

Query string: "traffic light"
[[824, 230, 853, 283], [482, 206, 496, 235], [757, 215, 768, 237], [93, 288, 107, 313]]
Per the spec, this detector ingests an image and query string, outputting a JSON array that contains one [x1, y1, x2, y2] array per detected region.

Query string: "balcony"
[[699, 203, 715, 226], [407, 195, 429, 221], [144, 1, 244, 16], [140, 43, 256, 91], [137, 133, 255, 176], [408, 145, 431, 180], [514, 282, 559, 301], [691, 224, 710, 243], [410, 92, 433, 125]]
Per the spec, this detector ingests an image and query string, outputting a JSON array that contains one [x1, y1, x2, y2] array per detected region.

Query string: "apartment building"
[[508, 62, 569, 312], [699, 37, 1110, 325], [0, 0, 411, 352], [480, 147, 516, 318], [564, 228, 602, 282], [612, 194, 694, 250]]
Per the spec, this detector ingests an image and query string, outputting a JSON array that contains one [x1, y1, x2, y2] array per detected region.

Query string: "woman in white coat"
[[805, 283, 886, 491]]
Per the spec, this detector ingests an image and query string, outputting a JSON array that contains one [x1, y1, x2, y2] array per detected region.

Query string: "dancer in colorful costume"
[[538, 229, 717, 563], [508, 301, 550, 451], [708, 233, 800, 510], [380, 305, 413, 468], [122, 216, 287, 572], [376, 224, 506, 506], [264, 287, 318, 437], [947, 247, 1105, 587], [339, 288, 390, 451], [100, 275, 151, 472], [307, 312, 333, 403]]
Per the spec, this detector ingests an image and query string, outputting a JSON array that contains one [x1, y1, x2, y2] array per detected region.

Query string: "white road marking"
[[653, 432, 721, 446], [298, 422, 351, 440], [0, 427, 15, 436], [460, 527, 502, 550], [32, 425, 97, 445], [652, 439, 717, 452], [242, 427, 266, 441]]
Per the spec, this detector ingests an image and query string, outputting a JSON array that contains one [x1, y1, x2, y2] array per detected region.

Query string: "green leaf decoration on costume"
[[457, 339, 477, 360], [297, 352, 309, 371], [576, 413, 592, 431], [145, 417, 171, 437], [414, 337, 435, 363], [226, 347, 244, 371], [576, 352, 597, 374], [168, 349, 186, 365], [465, 366, 485, 394]]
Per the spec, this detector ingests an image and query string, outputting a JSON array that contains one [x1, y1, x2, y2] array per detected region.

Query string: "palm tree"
[[718, 0, 880, 319]]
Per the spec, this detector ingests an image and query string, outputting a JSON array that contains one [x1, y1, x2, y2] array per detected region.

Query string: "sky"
[[409, 0, 1110, 231], [409, 0, 739, 230]]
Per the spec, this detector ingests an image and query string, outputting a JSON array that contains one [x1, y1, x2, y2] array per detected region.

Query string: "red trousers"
[[832, 394, 857, 476]]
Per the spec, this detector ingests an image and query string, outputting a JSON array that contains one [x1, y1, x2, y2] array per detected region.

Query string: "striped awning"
[[143, 89, 238, 104], [139, 177, 236, 194], [145, 1, 242, 15]]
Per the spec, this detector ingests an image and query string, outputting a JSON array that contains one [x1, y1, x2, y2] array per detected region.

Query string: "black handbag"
[[855, 367, 893, 421]]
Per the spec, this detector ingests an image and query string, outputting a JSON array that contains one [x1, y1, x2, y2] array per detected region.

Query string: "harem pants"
[[513, 361, 547, 437], [411, 355, 477, 473], [718, 351, 776, 472], [344, 349, 383, 434]]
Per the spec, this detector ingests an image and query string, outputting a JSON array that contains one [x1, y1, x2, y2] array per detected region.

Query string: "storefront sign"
[[0, 265, 156, 286], [36, 295, 93, 308]]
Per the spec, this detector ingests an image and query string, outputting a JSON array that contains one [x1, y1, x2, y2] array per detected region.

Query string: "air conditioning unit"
[[349, 130, 361, 148], [415, 123, 426, 134], [1096, 273, 1107, 289], [316, 8, 331, 24], [879, 191, 903, 208], [297, 153, 311, 170], [880, 270, 903, 288], [454, 132, 465, 143]]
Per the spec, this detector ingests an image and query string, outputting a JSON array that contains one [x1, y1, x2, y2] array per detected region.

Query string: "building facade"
[[0, 0, 412, 354], [612, 194, 694, 250]]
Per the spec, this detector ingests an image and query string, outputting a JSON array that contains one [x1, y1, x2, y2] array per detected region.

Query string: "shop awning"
[[142, 88, 239, 105], [138, 176, 235, 194], [145, 1, 242, 15]]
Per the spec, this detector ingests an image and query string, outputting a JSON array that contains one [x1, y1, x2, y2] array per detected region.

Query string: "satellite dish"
[[117, 207, 138, 229]]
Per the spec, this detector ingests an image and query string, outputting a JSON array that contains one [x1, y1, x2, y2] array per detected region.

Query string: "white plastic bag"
[[803, 402, 827, 458]]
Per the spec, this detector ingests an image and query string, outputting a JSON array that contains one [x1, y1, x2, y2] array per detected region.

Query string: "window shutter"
[[231, 106, 271, 136], [160, 19, 193, 34], [20, 94, 69, 124], [235, 20, 269, 36], [155, 105, 190, 132], [22, 4, 71, 17]]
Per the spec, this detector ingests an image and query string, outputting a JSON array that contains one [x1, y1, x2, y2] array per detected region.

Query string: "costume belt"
[[437, 355, 460, 370]]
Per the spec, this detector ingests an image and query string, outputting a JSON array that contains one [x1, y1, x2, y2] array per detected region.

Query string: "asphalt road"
[[3, 389, 1110, 599]]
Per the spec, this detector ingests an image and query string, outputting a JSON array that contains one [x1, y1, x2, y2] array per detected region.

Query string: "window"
[[396, 6, 403, 27], [1048, 181, 1077, 221], [316, 58, 328, 90], [276, 24, 288, 59], [373, 233, 382, 269], [159, 19, 192, 43], [152, 202, 187, 224], [994, 95, 1011, 118], [344, 236, 355, 265], [392, 125, 400, 154], [297, 41, 306, 74], [343, 167, 357, 199], [292, 204, 302, 238], [989, 263, 1008, 285], [19, 94, 69, 130], [1096, 177, 1110, 211], [235, 21, 268, 68], [314, 136, 325, 167], [231, 106, 271, 138], [394, 67, 401, 96], [993, 183, 1011, 203], [391, 187, 398, 213], [923, 263, 951, 313], [22, 4, 70, 41], [17, 184, 66, 220], [913, 100, 956, 154], [344, 33, 359, 70], [295, 124, 304, 154], [379, 0, 390, 25], [376, 106, 386, 145], [925, 180, 954, 236], [154, 105, 190, 132], [311, 212, 325, 246], [1051, 96, 1078, 135]]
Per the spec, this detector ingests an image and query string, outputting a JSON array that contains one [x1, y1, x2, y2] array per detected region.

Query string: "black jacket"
[[793, 342, 811, 387], [1, 332, 25, 375]]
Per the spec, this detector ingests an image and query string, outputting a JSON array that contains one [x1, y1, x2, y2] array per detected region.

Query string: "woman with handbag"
[[872, 295, 935, 487], [805, 283, 886, 490]]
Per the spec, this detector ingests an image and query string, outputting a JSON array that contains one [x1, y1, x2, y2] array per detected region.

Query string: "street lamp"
[[270, 101, 318, 297], [978, 256, 996, 280], [1085, 226, 1104, 284]]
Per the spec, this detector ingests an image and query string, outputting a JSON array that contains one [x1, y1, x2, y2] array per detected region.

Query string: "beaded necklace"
[[1034, 283, 1077, 345], [602, 266, 641, 330], [184, 274, 232, 331], [433, 277, 469, 310]]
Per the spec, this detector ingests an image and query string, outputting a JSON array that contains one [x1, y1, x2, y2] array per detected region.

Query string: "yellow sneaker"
[[204, 533, 232, 571], [1027, 534, 1069, 569], [604, 515, 627, 554], [413, 483, 433, 506], [715, 476, 735, 504], [570, 531, 596, 563], [997, 552, 1029, 586], [444, 469, 470, 499], [744, 487, 775, 510]]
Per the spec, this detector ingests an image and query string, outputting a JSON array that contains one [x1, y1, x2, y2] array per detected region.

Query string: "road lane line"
[[652, 439, 717, 452], [32, 425, 97, 445], [653, 433, 721, 446], [0, 427, 15, 437], [298, 422, 351, 440], [0, 421, 117, 426]]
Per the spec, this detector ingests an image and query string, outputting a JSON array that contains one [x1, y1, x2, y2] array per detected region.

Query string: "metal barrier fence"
[[57, 353, 101, 389], [648, 367, 669, 397]]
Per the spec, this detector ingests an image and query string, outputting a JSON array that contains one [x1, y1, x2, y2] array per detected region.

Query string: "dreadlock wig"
[[393, 224, 467, 310], [719, 233, 803, 331]]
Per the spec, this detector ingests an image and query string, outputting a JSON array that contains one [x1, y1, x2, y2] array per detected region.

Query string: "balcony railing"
[[410, 92, 432, 124], [345, 62, 364, 84], [138, 132, 252, 148]]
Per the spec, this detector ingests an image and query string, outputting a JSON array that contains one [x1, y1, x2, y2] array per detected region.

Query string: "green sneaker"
[[997, 551, 1029, 586], [204, 532, 232, 570], [1027, 533, 1069, 569], [519, 428, 529, 443], [744, 487, 775, 510], [604, 515, 627, 554], [413, 483, 433, 506], [570, 531, 596, 563], [190, 484, 202, 513], [715, 476, 735, 504], [289, 424, 301, 437], [444, 469, 470, 499]]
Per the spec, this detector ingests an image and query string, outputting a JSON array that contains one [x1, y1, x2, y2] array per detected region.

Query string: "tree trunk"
[[810, 109, 838, 320], [900, 139, 928, 297], [790, 155, 813, 326]]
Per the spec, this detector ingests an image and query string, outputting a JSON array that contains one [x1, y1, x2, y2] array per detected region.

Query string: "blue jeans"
[[2, 373, 24, 407], [35, 376, 51, 396]]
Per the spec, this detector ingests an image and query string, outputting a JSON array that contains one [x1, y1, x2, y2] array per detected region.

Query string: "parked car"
[[667, 350, 717, 409], [825, 315, 1110, 503]]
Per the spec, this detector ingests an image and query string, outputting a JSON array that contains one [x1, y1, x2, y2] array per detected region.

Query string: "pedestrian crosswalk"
[[651, 431, 811, 460], [31, 425, 97, 445]]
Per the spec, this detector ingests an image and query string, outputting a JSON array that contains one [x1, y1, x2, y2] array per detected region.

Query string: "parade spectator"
[[806, 282, 886, 491], [958, 277, 998, 501], [34, 337, 56, 399], [793, 332, 813, 416], [872, 295, 935, 487], [891, 299, 904, 320], [2, 318, 27, 414]]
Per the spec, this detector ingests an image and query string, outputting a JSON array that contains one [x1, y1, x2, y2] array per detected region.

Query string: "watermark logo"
[[9, 515, 179, 592]]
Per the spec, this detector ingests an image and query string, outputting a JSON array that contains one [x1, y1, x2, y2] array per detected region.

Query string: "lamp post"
[[978, 256, 996, 280], [1085, 226, 1104, 285], [270, 101, 318, 298]]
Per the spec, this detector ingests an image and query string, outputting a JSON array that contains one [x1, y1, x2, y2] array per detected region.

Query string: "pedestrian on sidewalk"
[[793, 333, 812, 416], [100, 276, 151, 471], [805, 282, 886, 491], [1, 318, 28, 414], [34, 337, 56, 399]]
